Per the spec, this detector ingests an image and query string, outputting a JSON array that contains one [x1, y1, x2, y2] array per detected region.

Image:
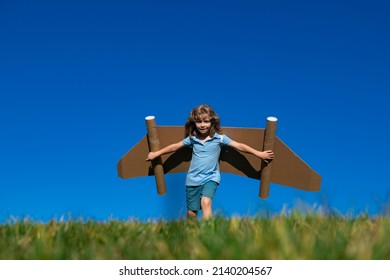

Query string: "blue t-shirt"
[[182, 133, 232, 186]]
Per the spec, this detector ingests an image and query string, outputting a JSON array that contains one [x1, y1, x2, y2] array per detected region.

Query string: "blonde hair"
[[184, 104, 222, 137]]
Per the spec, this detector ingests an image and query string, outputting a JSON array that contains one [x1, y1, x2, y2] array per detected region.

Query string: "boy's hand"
[[259, 150, 274, 160], [146, 152, 157, 161]]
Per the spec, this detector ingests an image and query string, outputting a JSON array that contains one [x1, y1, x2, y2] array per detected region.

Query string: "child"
[[146, 104, 274, 220]]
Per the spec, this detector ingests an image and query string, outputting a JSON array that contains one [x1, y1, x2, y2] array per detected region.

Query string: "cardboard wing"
[[117, 122, 321, 198]]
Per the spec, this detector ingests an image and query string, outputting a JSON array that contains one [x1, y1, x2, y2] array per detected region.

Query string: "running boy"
[[146, 104, 274, 219]]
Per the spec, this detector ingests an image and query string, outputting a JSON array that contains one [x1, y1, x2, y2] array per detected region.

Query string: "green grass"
[[1, 212, 390, 260]]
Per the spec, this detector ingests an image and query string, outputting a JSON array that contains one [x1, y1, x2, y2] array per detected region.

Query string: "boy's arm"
[[146, 141, 185, 161], [228, 140, 274, 160]]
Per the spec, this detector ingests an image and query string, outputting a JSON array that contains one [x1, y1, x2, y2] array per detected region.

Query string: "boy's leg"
[[201, 197, 212, 219], [187, 210, 198, 218], [200, 181, 218, 220], [186, 186, 201, 219]]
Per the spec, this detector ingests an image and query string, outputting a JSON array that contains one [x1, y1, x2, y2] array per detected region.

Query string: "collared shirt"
[[182, 133, 232, 186]]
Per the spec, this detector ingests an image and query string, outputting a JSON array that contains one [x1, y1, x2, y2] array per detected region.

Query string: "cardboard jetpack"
[[117, 116, 321, 198]]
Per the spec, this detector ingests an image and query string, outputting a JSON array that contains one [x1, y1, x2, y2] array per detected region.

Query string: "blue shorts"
[[186, 181, 218, 211]]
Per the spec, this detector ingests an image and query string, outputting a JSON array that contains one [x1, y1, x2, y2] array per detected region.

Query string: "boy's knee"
[[187, 210, 198, 218], [201, 197, 212, 209]]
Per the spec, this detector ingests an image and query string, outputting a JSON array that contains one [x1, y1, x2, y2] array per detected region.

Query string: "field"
[[1, 211, 390, 260]]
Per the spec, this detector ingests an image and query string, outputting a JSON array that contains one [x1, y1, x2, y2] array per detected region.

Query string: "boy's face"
[[195, 113, 212, 136]]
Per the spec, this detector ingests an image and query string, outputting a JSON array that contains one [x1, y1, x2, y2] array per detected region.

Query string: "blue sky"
[[1, 0, 389, 222]]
